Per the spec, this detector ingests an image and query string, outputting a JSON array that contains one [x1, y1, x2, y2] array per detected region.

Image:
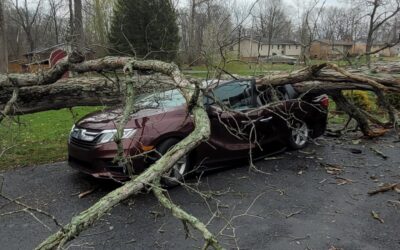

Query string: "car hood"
[[76, 105, 185, 130]]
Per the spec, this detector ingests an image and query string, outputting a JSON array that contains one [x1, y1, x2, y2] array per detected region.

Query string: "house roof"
[[238, 36, 301, 45], [316, 39, 353, 46], [23, 43, 94, 57]]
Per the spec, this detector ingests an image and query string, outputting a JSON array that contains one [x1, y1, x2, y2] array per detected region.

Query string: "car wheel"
[[288, 120, 309, 149], [156, 138, 191, 187]]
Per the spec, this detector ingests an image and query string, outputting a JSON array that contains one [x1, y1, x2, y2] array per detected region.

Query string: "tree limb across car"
[[0, 54, 399, 249]]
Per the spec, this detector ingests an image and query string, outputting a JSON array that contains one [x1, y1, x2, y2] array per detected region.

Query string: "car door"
[[195, 79, 272, 164]]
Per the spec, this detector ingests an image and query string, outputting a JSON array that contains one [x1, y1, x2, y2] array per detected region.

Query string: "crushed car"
[[68, 79, 328, 185]]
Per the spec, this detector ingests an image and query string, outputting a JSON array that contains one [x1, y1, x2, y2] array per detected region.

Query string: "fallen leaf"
[[335, 177, 354, 185], [371, 211, 384, 223], [352, 139, 361, 145], [322, 163, 344, 175]]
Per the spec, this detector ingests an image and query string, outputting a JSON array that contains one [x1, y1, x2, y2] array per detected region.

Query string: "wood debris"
[[370, 147, 388, 159], [78, 187, 98, 199], [368, 183, 400, 195], [335, 177, 354, 185], [321, 163, 344, 175]]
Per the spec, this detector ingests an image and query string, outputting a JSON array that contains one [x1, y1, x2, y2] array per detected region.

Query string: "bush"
[[343, 90, 375, 112], [385, 93, 400, 110]]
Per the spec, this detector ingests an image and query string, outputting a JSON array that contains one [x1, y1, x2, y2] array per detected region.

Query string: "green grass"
[[0, 107, 102, 171], [182, 58, 367, 78]]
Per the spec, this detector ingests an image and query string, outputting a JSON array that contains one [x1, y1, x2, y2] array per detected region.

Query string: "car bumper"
[[68, 139, 148, 181]]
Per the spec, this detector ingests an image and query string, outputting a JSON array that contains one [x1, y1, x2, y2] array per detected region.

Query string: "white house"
[[231, 37, 301, 60]]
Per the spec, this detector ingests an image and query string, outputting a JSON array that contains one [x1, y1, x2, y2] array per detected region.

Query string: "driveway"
[[0, 133, 399, 250]]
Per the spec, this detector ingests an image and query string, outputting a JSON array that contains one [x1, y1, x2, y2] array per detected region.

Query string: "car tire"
[[156, 138, 192, 188], [287, 120, 309, 149]]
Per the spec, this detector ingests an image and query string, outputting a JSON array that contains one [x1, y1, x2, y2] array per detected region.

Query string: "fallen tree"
[[1, 55, 400, 249]]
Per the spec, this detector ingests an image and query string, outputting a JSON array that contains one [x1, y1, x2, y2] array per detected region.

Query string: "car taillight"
[[313, 94, 329, 108]]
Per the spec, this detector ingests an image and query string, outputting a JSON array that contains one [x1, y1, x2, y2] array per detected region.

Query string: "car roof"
[[202, 78, 253, 89]]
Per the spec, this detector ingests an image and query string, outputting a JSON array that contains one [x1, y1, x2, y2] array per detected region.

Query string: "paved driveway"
[[1, 133, 399, 249]]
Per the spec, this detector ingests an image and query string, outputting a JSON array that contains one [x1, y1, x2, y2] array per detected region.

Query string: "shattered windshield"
[[135, 89, 186, 109]]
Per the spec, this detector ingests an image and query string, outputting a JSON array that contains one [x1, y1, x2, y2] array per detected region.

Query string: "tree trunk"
[[73, 0, 84, 50], [330, 91, 372, 136], [0, 0, 7, 73]]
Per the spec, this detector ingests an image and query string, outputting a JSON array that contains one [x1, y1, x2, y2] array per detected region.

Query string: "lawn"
[[182, 57, 380, 78], [0, 107, 102, 171]]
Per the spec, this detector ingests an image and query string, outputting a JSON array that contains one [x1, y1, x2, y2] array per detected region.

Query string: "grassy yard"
[[182, 57, 389, 78], [0, 107, 101, 171]]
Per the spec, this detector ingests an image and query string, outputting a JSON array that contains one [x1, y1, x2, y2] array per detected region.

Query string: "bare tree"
[[48, 0, 63, 44], [0, 0, 7, 73], [295, 0, 326, 63], [73, 0, 84, 50], [11, 0, 42, 53], [254, 0, 289, 57], [362, 0, 400, 65]]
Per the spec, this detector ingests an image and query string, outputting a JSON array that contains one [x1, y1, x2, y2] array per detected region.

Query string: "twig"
[[370, 147, 388, 160], [0, 193, 63, 229], [368, 183, 399, 195], [152, 178, 223, 250]]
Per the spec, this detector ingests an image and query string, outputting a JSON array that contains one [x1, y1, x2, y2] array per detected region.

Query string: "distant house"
[[8, 43, 95, 73], [310, 39, 353, 59], [352, 41, 392, 57], [231, 37, 301, 61]]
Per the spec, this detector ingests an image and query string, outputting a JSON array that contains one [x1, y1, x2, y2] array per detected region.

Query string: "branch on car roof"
[[36, 59, 215, 250]]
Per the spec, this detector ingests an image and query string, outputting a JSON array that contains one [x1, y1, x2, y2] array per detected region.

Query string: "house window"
[[278, 45, 280, 49], [289, 45, 291, 49], [296, 45, 298, 49]]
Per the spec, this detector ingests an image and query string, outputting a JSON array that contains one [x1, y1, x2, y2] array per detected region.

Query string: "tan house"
[[231, 37, 301, 60], [352, 41, 396, 57], [310, 39, 353, 59]]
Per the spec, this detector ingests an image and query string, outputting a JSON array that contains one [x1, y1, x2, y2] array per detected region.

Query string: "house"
[[310, 39, 353, 59], [231, 37, 301, 61], [352, 41, 393, 57], [8, 43, 95, 73]]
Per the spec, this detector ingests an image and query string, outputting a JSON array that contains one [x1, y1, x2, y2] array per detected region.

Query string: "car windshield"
[[135, 89, 186, 109], [204, 80, 255, 110]]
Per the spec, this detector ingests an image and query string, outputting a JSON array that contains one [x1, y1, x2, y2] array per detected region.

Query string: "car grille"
[[69, 127, 101, 149], [69, 137, 97, 149]]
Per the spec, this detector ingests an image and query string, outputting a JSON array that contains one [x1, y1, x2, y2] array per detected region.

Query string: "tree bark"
[[73, 0, 85, 50], [330, 91, 372, 136]]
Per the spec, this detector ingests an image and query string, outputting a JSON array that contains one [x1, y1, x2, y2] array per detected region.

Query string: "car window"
[[135, 89, 186, 109], [207, 80, 254, 110]]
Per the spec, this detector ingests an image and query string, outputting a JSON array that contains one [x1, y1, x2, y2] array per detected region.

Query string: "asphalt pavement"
[[0, 133, 399, 250]]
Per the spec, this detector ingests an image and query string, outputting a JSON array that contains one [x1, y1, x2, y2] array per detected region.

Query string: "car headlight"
[[68, 125, 76, 143], [98, 129, 137, 144]]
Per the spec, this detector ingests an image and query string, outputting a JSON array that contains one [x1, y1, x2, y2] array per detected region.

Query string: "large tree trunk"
[[0, 0, 7, 73], [73, 0, 85, 50]]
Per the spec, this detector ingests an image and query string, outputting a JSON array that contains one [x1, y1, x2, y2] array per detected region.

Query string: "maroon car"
[[68, 79, 328, 184]]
